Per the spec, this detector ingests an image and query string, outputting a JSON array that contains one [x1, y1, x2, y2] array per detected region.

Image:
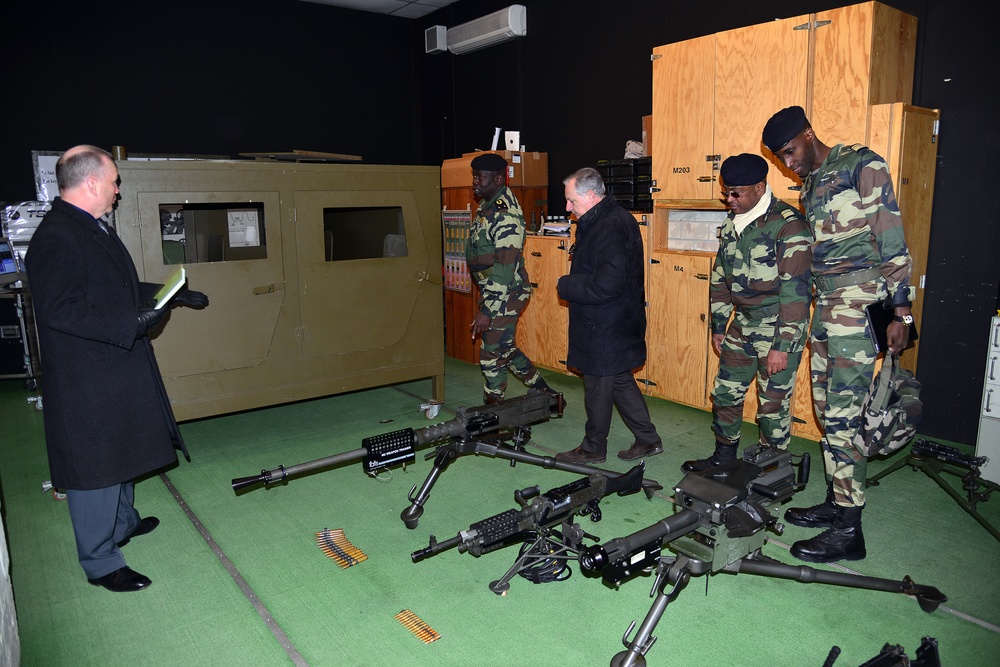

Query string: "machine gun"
[[412, 463, 649, 595], [578, 444, 947, 667], [232, 389, 660, 528]]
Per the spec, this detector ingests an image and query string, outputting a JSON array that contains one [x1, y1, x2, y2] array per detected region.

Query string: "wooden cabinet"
[[652, 2, 917, 204], [516, 235, 571, 373], [867, 103, 939, 375], [644, 250, 713, 408]]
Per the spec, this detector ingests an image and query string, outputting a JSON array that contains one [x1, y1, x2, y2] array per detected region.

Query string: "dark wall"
[[3, 0, 996, 444], [1, 0, 421, 200]]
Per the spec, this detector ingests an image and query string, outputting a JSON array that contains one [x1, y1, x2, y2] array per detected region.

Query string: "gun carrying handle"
[[515, 485, 540, 506]]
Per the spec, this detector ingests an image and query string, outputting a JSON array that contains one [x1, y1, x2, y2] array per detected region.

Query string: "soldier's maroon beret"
[[470, 153, 508, 172], [762, 105, 808, 152], [720, 153, 768, 186]]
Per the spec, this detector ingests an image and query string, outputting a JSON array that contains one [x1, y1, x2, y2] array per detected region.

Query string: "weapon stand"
[[867, 438, 999, 542]]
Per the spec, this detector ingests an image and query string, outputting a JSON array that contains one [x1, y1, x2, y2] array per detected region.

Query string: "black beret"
[[762, 105, 808, 152], [470, 153, 508, 172], [720, 153, 768, 186]]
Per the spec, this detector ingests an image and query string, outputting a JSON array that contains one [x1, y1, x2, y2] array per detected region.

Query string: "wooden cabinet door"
[[811, 3, 917, 154], [646, 251, 712, 407], [517, 235, 570, 372], [714, 15, 809, 200], [652, 36, 715, 201]]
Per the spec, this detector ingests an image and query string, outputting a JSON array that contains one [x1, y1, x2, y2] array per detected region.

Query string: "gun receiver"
[[231, 388, 563, 492], [412, 463, 649, 594]]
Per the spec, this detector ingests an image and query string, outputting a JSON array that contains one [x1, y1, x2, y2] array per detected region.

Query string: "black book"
[[865, 299, 918, 353]]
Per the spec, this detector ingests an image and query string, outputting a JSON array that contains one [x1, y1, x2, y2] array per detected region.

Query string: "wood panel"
[[812, 3, 916, 151], [646, 251, 712, 407], [868, 104, 939, 375], [516, 235, 570, 373], [714, 14, 809, 198], [651, 36, 715, 201]]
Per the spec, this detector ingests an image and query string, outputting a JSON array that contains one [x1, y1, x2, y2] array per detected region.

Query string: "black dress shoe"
[[88, 567, 152, 592], [117, 516, 160, 547]]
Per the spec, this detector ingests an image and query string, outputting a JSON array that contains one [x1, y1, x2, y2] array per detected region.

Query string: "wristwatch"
[[893, 314, 914, 326]]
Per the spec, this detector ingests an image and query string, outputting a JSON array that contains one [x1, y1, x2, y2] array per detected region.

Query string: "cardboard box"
[[642, 115, 652, 157], [443, 150, 548, 188]]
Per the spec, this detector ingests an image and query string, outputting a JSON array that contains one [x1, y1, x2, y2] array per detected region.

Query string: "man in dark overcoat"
[[554, 168, 663, 463], [26, 145, 207, 592]]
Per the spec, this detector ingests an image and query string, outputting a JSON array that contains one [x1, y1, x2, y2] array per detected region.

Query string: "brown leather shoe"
[[555, 446, 606, 464], [618, 442, 663, 461], [88, 566, 152, 592]]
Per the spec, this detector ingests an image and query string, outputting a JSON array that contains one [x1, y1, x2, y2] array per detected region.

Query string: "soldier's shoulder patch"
[[493, 198, 508, 212]]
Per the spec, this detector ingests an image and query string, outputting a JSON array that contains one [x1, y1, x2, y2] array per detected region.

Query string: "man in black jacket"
[[27, 145, 207, 592], [555, 168, 663, 463]]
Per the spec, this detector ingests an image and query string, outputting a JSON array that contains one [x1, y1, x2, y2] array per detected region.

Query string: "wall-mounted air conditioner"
[[446, 5, 526, 55]]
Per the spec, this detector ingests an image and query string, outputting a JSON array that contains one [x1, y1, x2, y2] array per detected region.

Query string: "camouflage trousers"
[[479, 286, 541, 401], [810, 282, 885, 507], [712, 314, 803, 449]]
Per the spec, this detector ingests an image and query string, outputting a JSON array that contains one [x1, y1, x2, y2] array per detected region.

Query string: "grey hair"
[[563, 167, 606, 198], [56, 145, 113, 192]]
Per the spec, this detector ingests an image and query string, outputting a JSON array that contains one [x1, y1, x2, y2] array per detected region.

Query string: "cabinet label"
[[672, 166, 691, 173]]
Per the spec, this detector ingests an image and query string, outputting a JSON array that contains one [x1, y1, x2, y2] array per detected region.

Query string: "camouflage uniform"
[[466, 185, 542, 400], [710, 196, 812, 449], [803, 144, 912, 507]]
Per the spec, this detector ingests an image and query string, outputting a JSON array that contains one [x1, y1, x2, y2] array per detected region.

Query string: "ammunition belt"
[[814, 267, 881, 293]]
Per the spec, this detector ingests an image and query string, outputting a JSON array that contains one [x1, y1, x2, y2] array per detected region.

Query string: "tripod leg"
[[866, 454, 914, 486], [400, 445, 459, 529], [611, 559, 691, 667]]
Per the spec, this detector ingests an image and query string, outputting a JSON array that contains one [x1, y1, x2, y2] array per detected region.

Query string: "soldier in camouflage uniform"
[[764, 106, 914, 563], [466, 153, 554, 403], [682, 154, 812, 473]]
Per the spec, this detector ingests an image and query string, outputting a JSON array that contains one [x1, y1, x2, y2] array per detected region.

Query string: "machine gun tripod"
[[867, 438, 999, 542], [580, 445, 947, 667]]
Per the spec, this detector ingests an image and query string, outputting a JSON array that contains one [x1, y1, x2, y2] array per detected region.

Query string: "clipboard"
[[864, 298, 918, 352], [153, 267, 186, 309]]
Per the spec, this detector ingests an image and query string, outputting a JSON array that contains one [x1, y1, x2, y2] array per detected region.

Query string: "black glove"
[[136, 307, 166, 339], [171, 289, 209, 309]]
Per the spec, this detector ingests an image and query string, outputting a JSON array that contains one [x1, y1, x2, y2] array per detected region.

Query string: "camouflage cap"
[[720, 153, 768, 186], [762, 105, 808, 153], [470, 153, 508, 172]]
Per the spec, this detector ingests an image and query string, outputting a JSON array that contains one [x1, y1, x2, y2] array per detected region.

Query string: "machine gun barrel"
[[231, 389, 561, 493], [911, 438, 989, 469], [412, 464, 648, 564], [579, 510, 703, 574]]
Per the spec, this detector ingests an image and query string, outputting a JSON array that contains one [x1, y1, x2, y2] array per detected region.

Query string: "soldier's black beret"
[[720, 153, 768, 186], [470, 153, 508, 172], [762, 105, 808, 152]]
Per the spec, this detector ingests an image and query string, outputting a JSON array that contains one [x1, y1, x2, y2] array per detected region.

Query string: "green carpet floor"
[[2, 357, 998, 666]]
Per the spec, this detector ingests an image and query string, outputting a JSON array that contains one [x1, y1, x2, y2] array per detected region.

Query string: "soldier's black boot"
[[789, 505, 866, 563], [784, 483, 838, 528], [681, 439, 738, 473]]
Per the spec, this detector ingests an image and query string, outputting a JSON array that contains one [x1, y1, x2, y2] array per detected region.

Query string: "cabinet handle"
[[530, 282, 539, 288], [994, 323, 1000, 348], [695, 273, 709, 280], [650, 258, 660, 264], [531, 251, 542, 257], [697, 176, 714, 182], [987, 388, 994, 414], [991, 357, 997, 382]]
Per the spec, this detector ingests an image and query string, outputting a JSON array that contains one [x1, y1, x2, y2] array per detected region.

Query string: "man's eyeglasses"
[[721, 187, 749, 199]]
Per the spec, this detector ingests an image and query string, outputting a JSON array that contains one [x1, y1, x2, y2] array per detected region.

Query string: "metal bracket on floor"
[[867, 438, 999, 542]]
